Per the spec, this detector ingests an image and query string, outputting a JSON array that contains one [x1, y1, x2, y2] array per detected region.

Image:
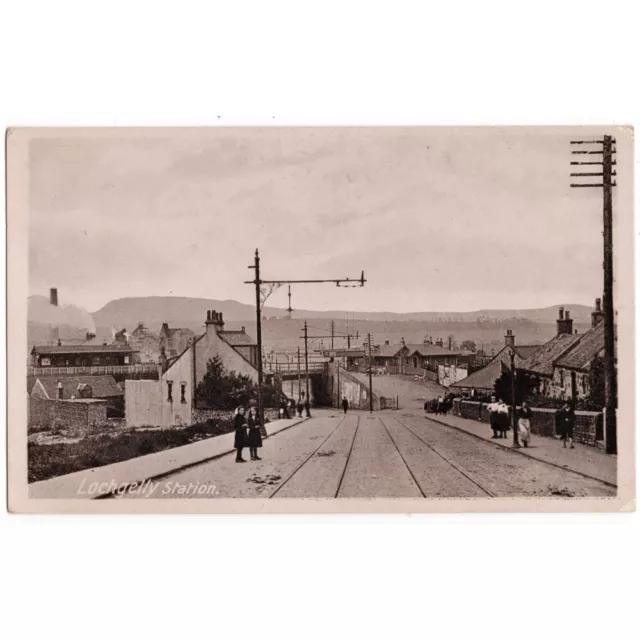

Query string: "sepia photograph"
[[6, 126, 635, 512]]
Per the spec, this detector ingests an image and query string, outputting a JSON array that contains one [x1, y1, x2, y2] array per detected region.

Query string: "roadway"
[[115, 410, 615, 500]]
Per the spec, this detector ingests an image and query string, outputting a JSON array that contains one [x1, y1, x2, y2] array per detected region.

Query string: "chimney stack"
[[504, 329, 515, 348], [592, 298, 604, 328], [556, 306, 574, 336], [49, 288, 58, 306], [205, 309, 225, 334], [385, 338, 390, 346]]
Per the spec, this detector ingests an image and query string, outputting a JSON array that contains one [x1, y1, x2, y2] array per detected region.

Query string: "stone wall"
[[28, 397, 107, 435], [328, 366, 381, 410], [191, 407, 280, 424], [451, 399, 602, 446], [125, 379, 162, 427]]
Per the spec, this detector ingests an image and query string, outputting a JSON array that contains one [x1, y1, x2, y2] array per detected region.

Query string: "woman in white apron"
[[517, 401, 533, 447]]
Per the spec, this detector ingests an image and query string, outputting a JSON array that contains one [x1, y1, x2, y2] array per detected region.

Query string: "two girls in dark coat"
[[234, 406, 264, 462]]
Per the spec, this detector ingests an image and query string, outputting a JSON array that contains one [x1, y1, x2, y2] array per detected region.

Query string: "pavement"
[[28, 414, 309, 500], [423, 411, 617, 486]]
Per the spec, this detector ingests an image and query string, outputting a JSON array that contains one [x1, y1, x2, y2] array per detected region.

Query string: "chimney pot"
[[559, 307, 564, 319], [596, 298, 602, 312]]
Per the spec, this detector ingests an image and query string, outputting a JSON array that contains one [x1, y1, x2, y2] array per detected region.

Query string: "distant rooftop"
[[32, 344, 135, 355]]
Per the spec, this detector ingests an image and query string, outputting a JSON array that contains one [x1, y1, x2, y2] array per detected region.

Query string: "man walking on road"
[[342, 397, 349, 415]]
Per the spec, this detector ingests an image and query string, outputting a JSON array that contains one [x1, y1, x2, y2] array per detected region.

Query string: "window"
[[92, 357, 101, 366], [167, 381, 173, 402], [124, 356, 130, 364], [413, 357, 418, 369], [41, 358, 51, 366], [180, 383, 187, 404]]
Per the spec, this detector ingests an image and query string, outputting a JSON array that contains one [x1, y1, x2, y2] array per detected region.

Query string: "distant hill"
[[91, 296, 594, 331]]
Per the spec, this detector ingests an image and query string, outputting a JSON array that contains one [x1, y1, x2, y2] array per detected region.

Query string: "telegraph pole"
[[297, 346, 301, 401], [303, 321, 310, 402], [367, 332, 374, 413], [249, 249, 265, 428], [570, 136, 617, 454]]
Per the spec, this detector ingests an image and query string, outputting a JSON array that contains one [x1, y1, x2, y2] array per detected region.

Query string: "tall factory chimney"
[[50, 288, 58, 306]]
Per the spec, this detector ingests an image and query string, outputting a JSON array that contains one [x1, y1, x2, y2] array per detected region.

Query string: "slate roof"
[[32, 344, 135, 355], [374, 345, 405, 358], [219, 331, 256, 347], [514, 345, 541, 360], [516, 333, 582, 377], [555, 323, 604, 371], [451, 359, 506, 391], [33, 375, 123, 398], [406, 344, 462, 357]]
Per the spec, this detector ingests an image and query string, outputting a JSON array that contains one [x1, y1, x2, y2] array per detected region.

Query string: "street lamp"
[[508, 346, 520, 448]]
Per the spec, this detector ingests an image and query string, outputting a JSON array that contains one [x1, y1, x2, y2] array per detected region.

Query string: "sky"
[[28, 128, 609, 314]]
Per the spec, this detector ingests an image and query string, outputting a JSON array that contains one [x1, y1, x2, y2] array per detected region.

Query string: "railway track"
[[269, 415, 352, 498], [334, 416, 360, 498], [385, 415, 496, 497]]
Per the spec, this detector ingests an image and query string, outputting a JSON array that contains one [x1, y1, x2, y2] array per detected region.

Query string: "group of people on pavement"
[[487, 396, 534, 447], [233, 406, 263, 463], [487, 395, 576, 449]]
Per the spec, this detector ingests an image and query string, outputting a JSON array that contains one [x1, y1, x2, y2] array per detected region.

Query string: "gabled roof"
[[374, 344, 406, 358], [514, 345, 541, 360], [219, 331, 255, 347], [555, 323, 604, 371], [406, 344, 462, 357], [32, 344, 135, 355], [517, 333, 582, 377], [33, 375, 123, 398], [451, 359, 506, 391]]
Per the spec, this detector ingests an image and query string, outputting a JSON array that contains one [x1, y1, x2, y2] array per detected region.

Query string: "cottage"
[[450, 330, 540, 397], [544, 299, 605, 402], [125, 310, 259, 427]]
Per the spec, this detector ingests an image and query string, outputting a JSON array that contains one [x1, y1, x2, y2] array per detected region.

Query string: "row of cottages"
[[450, 330, 540, 397], [372, 338, 468, 373], [31, 343, 137, 368], [517, 301, 605, 401], [125, 310, 259, 427], [28, 374, 125, 417]]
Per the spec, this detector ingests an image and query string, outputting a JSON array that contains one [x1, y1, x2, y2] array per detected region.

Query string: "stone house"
[[516, 307, 583, 398], [125, 310, 259, 427], [547, 300, 605, 402]]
